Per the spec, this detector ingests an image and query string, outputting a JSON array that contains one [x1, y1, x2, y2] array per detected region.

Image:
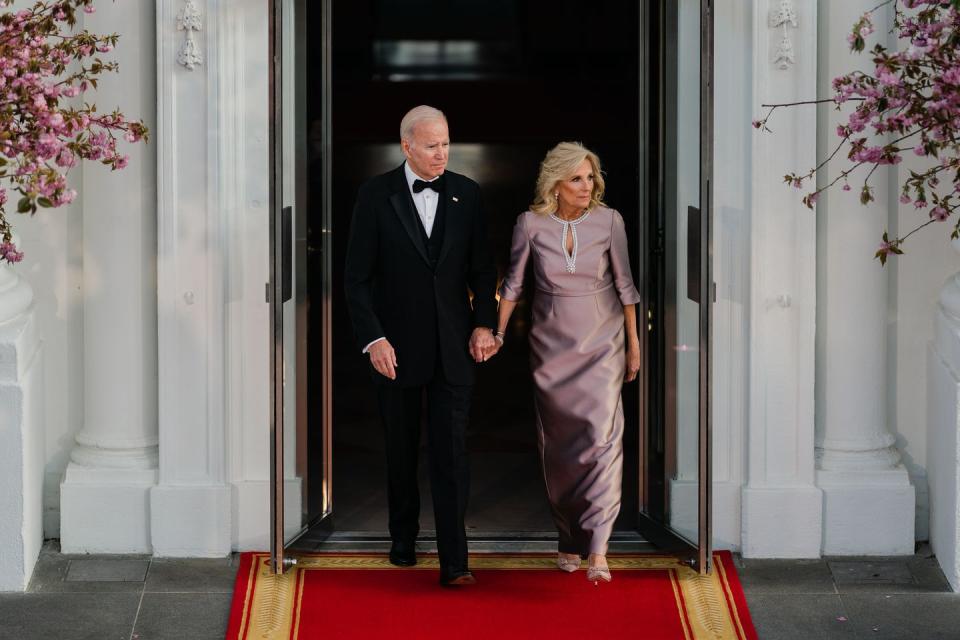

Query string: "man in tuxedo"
[[344, 105, 498, 586]]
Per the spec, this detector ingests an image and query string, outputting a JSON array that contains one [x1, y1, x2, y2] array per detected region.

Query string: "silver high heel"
[[586, 555, 612, 583], [556, 554, 581, 573], [586, 564, 612, 583]]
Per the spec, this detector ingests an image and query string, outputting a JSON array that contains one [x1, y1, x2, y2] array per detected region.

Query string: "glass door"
[[269, 0, 332, 574], [637, 0, 713, 574]]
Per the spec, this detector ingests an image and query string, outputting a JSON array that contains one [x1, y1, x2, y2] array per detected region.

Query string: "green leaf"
[[17, 197, 31, 214], [37, 197, 53, 208]]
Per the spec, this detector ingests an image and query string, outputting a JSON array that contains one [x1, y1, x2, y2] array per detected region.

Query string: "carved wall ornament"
[[176, 0, 203, 70], [769, 0, 799, 70]]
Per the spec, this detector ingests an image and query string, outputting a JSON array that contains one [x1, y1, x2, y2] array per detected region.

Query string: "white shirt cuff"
[[362, 337, 386, 353]]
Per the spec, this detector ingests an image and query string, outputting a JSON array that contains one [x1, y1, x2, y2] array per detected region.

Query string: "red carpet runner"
[[226, 551, 757, 639]]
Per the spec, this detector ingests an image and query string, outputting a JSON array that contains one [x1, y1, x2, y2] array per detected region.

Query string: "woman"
[[492, 142, 640, 583]]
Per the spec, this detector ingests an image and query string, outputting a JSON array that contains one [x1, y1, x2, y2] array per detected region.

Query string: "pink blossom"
[[55, 149, 75, 168], [0, 241, 23, 263], [0, 0, 149, 263], [931, 207, 950, 221]]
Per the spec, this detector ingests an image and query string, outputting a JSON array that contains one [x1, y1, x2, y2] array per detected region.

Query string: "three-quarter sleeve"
[[498, 213, 531, 302], [610, 210, 641, 306]]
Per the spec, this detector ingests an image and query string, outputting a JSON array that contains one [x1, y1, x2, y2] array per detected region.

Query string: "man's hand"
[[368, 339, 398, 380], [469, 328, 497, 363]]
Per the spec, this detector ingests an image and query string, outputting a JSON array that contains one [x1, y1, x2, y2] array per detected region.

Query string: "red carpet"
[[226, 551, 757, 639]]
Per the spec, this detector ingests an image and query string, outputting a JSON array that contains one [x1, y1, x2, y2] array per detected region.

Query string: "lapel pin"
[[452, 196, 459, 202]]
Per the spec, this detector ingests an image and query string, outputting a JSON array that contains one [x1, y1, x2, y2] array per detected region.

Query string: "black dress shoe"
[[389, 541, 416, 567], [439, 569, 476, 587]]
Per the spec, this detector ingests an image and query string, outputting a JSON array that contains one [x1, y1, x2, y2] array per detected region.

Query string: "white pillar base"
[[150, 485, 231, 557], [668, 479, 742, 550], [817, 468, 915, 555], [232, 480, 303, 551], [59, 465, 157, 553], [0, 311, 43, 592], [741, 486, 823, 558]]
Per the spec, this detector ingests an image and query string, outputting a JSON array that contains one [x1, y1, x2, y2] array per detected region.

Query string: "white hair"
[[400, 105, 447, 143]]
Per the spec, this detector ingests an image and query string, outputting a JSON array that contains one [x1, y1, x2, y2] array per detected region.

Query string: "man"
[[343, 105, 498, 586]]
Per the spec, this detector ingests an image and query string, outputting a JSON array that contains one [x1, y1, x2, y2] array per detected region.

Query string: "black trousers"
[[376, 360, 472, 573]]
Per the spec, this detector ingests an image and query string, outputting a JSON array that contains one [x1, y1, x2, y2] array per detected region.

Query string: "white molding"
[[176, 0, 203, 70], [157, 0, 226, 488], [154, 0, 231, 554], [768, 0, 799, 70], [744, 0, 822, 556]]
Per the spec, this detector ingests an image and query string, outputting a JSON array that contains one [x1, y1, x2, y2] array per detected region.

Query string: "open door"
[[637, 0, 713, 573], [267, 0, 712, 574], [268, 0, 332, 574]]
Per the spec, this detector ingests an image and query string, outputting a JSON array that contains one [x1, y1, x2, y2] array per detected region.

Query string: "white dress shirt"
[[404, 161, 441, 238], [362, 163, 442, 354]]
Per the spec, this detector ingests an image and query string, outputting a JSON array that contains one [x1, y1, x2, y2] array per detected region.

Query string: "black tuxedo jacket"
[[344, 164, 497, 387]]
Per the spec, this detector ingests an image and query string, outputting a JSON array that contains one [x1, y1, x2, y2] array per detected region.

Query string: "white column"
[[928, 241, 960, 592], [60, 1, 158, 553], [741, 0, 823, 558], [0, 262, 44, 591], [814, 0, 914, 555]]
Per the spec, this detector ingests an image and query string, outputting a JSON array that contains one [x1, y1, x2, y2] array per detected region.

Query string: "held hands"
[[368, 339, 398, 380], [469, 327, 500, 363]]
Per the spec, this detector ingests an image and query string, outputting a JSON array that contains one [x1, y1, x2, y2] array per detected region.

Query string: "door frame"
[[635, 0, 714, 574], [270, 0, 714, 575]]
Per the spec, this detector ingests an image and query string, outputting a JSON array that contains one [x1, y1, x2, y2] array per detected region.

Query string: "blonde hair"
[[400, 105, 447, 144], [530, 142, 606, 215]]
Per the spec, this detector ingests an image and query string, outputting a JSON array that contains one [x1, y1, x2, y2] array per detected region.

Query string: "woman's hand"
[[624, 341, 640, 382]]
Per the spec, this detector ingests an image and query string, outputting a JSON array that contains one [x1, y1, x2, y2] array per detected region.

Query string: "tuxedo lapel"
[[437, 187, 459, 267], [388, 167, 431, 267]]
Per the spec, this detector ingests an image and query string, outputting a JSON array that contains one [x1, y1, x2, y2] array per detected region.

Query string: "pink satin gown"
[[499, 206, 641, 556]]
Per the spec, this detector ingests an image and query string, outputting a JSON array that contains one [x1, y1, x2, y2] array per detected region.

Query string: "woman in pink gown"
[[491, 142, 640, 583]]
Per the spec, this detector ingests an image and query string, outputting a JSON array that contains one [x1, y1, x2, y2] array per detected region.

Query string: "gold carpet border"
[[238, 553, 746, 640], [294, 553, 684, 571]]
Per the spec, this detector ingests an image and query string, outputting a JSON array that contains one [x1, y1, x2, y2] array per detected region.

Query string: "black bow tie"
[[412, 176, 445, 193]]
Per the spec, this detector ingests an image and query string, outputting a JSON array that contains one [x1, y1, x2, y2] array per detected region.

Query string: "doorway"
[[270, 0, 713, 573], [318, 0, 641, 539]]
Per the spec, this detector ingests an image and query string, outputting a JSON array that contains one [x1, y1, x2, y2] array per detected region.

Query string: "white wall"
[[16, 170, 83, 541], [891, 155, 960, 542], [13, 0, 88, 539]]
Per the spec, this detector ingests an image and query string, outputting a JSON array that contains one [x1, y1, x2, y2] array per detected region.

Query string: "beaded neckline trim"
[[548, 210, 591, 273]]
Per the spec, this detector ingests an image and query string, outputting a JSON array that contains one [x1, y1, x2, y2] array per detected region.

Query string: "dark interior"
[[305, 0, 642, 536]]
